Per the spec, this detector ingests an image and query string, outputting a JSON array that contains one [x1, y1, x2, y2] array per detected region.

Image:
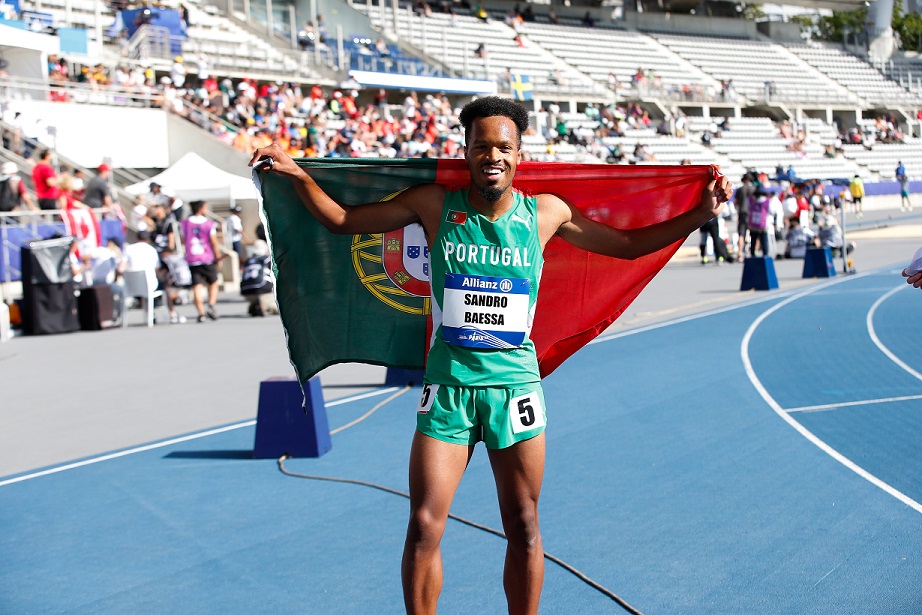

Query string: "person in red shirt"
[[31, 149, 59, 210]]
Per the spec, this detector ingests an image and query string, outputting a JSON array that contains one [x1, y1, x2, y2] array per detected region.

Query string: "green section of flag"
[[259, 158, 439, 385]]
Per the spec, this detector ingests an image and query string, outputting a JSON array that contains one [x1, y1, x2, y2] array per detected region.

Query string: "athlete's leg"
[[402, 431, 474, 615], [488, 432, 546, 615]]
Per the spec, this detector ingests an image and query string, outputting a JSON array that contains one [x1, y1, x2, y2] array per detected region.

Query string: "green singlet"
[[417, 188, 547, 448], [425, 188, 544, 387]]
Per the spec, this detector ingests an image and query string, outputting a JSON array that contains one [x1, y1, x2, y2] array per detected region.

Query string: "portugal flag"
[[257, 158, 714, 387]]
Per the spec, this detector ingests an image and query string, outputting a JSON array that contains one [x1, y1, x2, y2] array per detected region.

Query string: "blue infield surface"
[[1, 266, 920, 614]]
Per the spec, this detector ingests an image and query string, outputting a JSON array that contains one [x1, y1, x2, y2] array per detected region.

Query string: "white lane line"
[[741, 272, 922, 514], [590, 290, 799, 344], [867, 285, 922, 382], [786, 394, 922, 414], [0, 387, 401, 488]]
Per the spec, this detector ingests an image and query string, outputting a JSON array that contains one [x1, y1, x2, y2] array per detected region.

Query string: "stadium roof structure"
[[663, 0, 871, 12], [769, 0, 871, 10]]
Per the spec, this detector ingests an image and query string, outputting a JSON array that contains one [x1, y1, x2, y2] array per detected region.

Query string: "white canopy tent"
[[126, 152, 258, 207]]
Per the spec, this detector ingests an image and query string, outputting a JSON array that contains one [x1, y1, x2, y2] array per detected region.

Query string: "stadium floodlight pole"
[[463, 40, 469, 78], [442, 26, 448, 75], [421, 10, 427, 54], [94, 0, 102, 49], [407, 5, 414, 45], [337, 25, 345, 71], [266, 0, 274, 41], [841, 200, 849, 273]]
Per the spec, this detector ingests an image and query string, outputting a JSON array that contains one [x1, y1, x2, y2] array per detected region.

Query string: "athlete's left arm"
[[542, 176, 732, 260]]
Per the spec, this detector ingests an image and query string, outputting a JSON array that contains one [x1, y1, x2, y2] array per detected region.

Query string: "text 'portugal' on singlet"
[[426, 189, 544, 387]]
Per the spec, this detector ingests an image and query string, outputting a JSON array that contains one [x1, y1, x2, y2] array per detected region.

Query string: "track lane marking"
[[867, 285, 922, 381], [0, 387, 401, 487], [741, 272, 922, 514]]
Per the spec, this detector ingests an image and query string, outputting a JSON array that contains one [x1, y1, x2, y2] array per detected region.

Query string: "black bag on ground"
[[21, 237, 80, 335], [77, 284, 115, 330]]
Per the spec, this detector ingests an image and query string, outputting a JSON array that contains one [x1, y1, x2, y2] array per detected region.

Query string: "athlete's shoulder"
[[535, 192, 572, 223]]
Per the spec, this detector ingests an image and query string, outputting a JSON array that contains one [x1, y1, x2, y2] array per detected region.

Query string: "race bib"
[[441, 273, 530, 349], [416, 383, 439, 414], [510, 391, 545, 434]]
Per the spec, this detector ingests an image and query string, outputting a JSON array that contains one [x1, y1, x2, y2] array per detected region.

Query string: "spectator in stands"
[[31, 149, 59, 210], [71, 169, 87, 201], [56, 173, 89, 211], [0, 161, 37, 215], [582, 11, 595, 27], [475, 4, 488, 21], [297, 22, 316, 49], [375, 37, 391, 57], [83, 163, 114, 211], [180, 200, 225, 323], [313, 14, 327, 42], [171, 56, 187, 89], [6, 112, 25, 157], [632, 143, 655, 162], [548, 8, 560, 24], [474, 43, 487, 59], [195, 53, 210, 85], [68, 237, 91, 286]]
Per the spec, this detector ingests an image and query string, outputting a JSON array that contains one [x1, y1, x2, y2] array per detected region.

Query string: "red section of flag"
[[62, 208, 102, 259], [434, 160, 713, 377]]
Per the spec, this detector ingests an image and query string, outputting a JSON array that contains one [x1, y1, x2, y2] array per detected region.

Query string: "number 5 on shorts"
[[510, 392, 545, 434], [417, 383, 439, 414]]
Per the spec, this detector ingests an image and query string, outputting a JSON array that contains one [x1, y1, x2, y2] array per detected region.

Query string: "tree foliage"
[[795, 1, 922, 52]]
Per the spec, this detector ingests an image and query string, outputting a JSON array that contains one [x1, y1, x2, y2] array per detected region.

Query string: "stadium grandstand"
[[1, 0, 921, 285]]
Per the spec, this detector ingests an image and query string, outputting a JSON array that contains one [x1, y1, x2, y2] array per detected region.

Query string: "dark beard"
[[474, 184, 504, 204]]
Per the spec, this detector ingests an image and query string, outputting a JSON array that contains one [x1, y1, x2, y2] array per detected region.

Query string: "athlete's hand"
[[249, 143, 303, 179], [698, 171, 733, 219], [903, 267, 922, 288]]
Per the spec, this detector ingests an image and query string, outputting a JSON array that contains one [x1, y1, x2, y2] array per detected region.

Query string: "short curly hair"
[[459, 96, 530, 145]]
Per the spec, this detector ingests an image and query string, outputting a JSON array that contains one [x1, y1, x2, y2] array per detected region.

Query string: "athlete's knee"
[[503, 504, 541, 551], [406, 508, 448, 551]]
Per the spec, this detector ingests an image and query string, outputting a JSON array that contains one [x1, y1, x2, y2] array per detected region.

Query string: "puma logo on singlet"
[[511, 213, 533, 230]]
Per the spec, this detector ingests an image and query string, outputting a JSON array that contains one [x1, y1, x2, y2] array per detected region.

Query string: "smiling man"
[[251, 96, 731, 614]]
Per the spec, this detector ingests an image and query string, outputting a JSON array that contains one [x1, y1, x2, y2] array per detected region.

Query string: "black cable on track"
[[278, 455, 643, 615]]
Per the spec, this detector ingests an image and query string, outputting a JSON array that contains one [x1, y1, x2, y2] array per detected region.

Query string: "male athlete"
[[251, 96, 731, 614]]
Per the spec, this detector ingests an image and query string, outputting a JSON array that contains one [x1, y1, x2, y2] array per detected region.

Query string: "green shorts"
[[415, 382, 547, 450]]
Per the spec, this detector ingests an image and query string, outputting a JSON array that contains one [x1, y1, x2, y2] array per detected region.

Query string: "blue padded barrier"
[[740, 256, 779, 291], [253, 376, 331, 459]]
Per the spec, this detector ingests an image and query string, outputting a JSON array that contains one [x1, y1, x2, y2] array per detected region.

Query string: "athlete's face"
[[465, 116, 521, 205]]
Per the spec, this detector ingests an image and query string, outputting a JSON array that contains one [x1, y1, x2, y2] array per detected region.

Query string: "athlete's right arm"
[[249, 144, 441, 235]]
